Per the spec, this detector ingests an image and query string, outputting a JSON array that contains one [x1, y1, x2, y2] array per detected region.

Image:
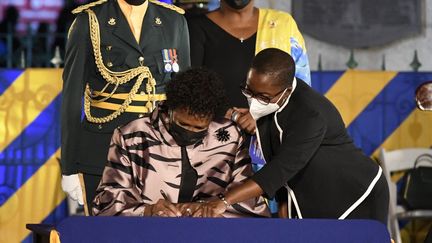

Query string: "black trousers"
[[346, 173, 389, 225], [82, 173, 102, 216]]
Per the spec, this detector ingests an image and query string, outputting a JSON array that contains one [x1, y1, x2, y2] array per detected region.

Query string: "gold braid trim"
[[84, 9, 156, 124], [149, 0, 185, 14], [72, 0, 107, 14], [67, 18, 77, 39]]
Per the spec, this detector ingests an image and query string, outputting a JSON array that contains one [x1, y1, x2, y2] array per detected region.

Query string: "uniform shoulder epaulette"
[[72, 0, 108, 14], [149, 0, 185, 15]]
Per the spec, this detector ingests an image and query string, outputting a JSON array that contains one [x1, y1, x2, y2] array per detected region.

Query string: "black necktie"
[[178, 146, 198, 203]]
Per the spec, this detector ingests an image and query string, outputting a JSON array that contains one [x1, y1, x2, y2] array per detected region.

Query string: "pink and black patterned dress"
[[93, 108, 270, 217]]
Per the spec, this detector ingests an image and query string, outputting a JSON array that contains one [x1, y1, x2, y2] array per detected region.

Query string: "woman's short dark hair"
[[251, 48, 296, 87], [165, 67, 228, 118]]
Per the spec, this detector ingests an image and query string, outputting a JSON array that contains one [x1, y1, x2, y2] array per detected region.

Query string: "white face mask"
[[248, 88, 288, 120]]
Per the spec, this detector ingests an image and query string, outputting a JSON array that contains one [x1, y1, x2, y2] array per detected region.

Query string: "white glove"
[[61, 174, 84, 205]]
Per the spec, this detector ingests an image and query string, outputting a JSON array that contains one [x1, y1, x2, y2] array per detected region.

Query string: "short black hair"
[[165, 67, 228, 118], [251, 48, 296, 87]]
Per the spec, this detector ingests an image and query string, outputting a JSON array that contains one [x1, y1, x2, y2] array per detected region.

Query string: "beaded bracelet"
[[217, 193, 230, 208]]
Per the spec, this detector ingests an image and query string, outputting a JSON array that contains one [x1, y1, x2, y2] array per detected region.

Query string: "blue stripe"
[[0, 94, 61, 206], [22, 199, 69, 243], [311, 71, 344, 94], [347, 72, 432, 156], [0, 69, 23, 96]]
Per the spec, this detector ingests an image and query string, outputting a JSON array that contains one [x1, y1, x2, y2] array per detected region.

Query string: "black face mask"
[[223, 0, 251, 10], [125, 0, 147, 6], [169, 118, 208, 147]]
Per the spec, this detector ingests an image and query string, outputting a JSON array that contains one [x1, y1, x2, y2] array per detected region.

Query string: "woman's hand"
[[198, 199, 227, 218], [144, 199, 182, 217], [176, 202, 204, 217], [225, 107, 256, 134], [233, 108, 256, 134], [176, 201, 224, 217], [225, 108, 235, 120]]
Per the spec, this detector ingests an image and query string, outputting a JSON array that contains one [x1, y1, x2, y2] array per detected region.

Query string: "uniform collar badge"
[[155, 17, 162, 25], [108, 18, 116, 26]]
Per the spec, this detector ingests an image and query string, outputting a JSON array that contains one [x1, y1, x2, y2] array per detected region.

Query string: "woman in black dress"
[[187, 0, 311, 133]]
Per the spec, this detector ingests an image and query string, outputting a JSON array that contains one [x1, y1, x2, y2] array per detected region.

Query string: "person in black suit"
[[198, 48, 389, 224], [61, 0, 190, 214]]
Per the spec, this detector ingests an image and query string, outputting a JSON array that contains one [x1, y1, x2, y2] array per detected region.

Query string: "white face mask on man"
[[248, 88, 288, 120]]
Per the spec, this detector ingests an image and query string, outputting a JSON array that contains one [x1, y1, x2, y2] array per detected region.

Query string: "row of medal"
[[162, 49, 180, 73]]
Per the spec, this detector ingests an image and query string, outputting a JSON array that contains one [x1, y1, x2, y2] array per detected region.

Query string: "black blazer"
[[61, 0, 190, 175], [251, 79, 381, 218]]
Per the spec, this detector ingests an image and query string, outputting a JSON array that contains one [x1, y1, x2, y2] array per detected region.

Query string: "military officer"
[[61, 0, 190, 215]]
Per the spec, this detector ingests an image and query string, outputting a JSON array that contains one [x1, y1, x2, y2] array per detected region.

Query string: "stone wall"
[[255, 0, 432, 71]]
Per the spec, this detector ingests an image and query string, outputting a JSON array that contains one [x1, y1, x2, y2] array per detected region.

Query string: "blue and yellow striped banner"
[[0, 69, 431, 243], [312, 70, 432, 157], [0, 69, 67, 243]]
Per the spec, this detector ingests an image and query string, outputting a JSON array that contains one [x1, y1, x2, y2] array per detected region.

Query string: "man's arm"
[[61, 13, 89, 175]]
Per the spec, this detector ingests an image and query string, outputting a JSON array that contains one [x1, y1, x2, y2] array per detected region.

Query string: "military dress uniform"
[[61, 0, 190, 213]]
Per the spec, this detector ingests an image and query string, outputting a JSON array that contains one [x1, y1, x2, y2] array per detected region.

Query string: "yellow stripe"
[[372, 110, 432, 158], [0, 69, 63, 152], [93, 92, 166, 101], [325, 70, 397, 126], [91, 101, 151, 113], [0, 149, 65, 243]]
